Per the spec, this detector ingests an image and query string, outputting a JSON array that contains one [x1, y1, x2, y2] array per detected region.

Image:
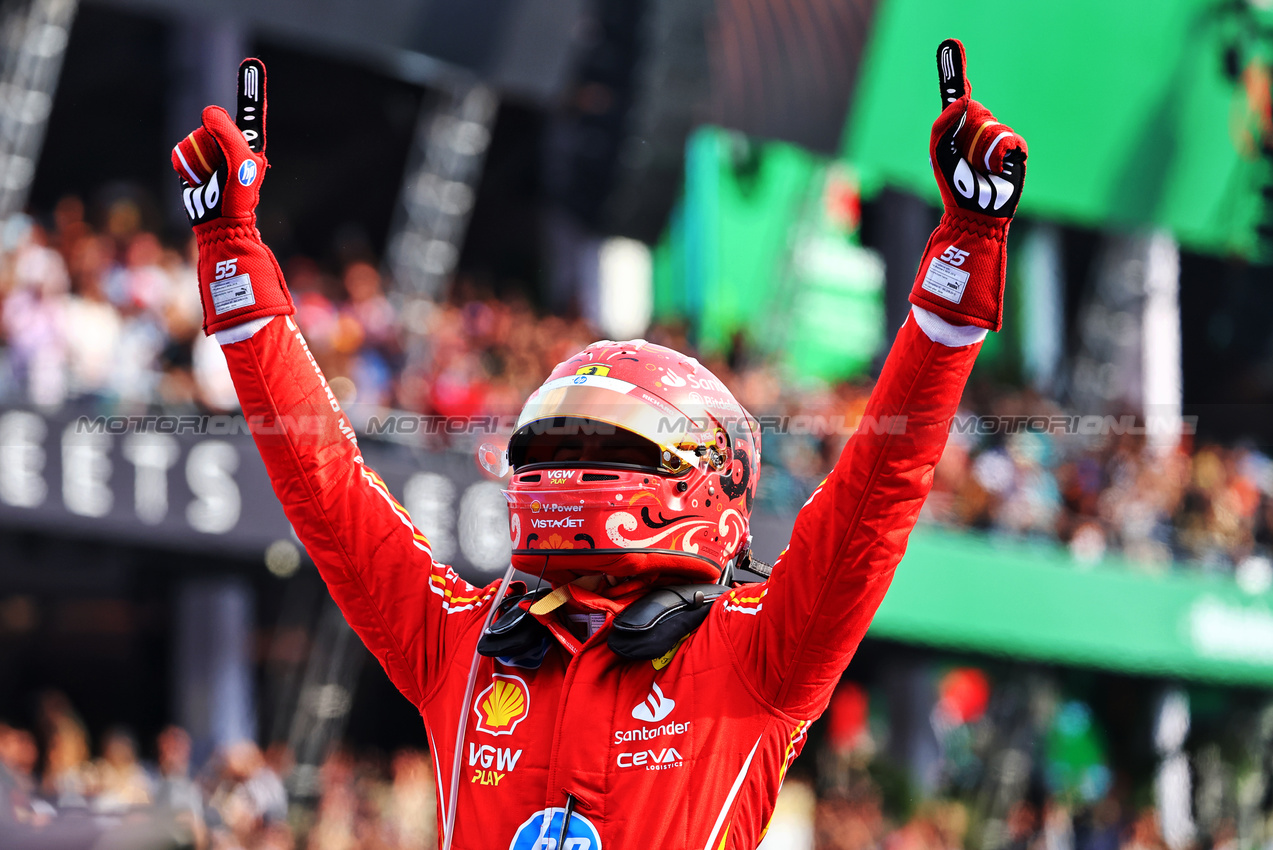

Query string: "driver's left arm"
[[715, 39, 1026, 719], [717, 306, 981, 716]]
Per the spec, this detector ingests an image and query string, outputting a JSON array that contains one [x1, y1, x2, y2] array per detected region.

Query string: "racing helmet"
[[503, 339, 761, 584]]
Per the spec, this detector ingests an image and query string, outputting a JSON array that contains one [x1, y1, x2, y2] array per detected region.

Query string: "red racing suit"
[[220, 309, 980, 849]]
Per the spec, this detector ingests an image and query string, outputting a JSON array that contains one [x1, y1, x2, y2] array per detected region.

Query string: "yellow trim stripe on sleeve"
[[360, 468, 497, 613], [360, 468, 432, 555], [968, 120, 996, 158], [365, 469, 416, 525], [187, 132, 212, 173], [780, 721, 808, 778], [365, 471, 425, 541], [428, 573, 487, 606]]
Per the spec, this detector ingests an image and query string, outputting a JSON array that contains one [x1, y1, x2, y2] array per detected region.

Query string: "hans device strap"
[[477, 549, 775, 660], [477, 582, 730, 661], [477, 584, 551, 658], [607, 584, 727, 660]]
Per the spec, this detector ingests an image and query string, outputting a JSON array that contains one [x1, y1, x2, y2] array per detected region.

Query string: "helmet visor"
[[510, 375, 705, 472]]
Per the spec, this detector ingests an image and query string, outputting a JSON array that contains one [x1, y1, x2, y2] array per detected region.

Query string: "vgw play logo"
[[509, 807, 601, 850]]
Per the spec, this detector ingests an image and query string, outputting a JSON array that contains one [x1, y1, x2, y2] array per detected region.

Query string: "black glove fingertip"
[[236, 58, 267, 154], [936, 39, 968, 111]]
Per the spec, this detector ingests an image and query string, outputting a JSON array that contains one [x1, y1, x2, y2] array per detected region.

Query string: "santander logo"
[[632, 683, 675, 723], [661, 369, 687, 388]]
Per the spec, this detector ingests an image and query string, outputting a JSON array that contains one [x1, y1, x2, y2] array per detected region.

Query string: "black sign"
[[0, 407, 797, 583]]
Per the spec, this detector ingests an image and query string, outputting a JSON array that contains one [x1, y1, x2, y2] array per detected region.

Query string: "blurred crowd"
[[0, 199, 229, 411], [0, 691, 1245, 850], [808, 783, 1214, 850], [921, 401, 1273, 578], [754, 378, 1273, 577], [0, 198, 602, 418], [2, 199, 1272, 577], [0, 692, 435, 850]]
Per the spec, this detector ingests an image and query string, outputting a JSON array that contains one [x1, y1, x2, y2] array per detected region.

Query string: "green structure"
[[844, 0, 1266, 258], [653, 0, 1268, 373], [653, 129, 885, 380], [877, 529, 1273, 686]]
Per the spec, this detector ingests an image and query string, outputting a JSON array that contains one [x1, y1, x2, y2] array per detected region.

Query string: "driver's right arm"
[[219, 314, 496, 709], [173, 96, 493, 711]]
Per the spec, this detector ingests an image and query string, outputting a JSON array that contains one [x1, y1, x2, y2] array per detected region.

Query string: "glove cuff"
[[908, 210, 1012, 332], [193, 216, 259, 244], [935, 209, 1010, 241], [194, 216, 294, 335]]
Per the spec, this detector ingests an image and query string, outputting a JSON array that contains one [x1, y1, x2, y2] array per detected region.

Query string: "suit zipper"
[[544, 615, 612, 809], [557, 793, 578, 846]]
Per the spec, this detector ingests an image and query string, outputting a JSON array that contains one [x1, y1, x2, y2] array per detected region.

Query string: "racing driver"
[[171, 39, 1026, 850]]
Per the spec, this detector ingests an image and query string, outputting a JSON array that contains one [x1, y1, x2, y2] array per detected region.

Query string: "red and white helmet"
[[503, 339, 761, 584]]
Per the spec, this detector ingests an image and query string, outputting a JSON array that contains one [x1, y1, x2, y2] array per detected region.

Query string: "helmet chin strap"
[[532, 552, 550, 592]]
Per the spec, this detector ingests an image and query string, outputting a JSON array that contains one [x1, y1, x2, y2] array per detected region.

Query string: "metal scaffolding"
[[0, 0, 76, 218], [385, 81, 497, 300]]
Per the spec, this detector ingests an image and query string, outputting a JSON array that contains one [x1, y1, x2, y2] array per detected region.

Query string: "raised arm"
[[171, 61, 493, 708], [720, 40, 1028, 716]]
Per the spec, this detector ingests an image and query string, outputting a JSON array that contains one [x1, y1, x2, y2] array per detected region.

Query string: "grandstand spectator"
[[92, 727, 153, 811], [63, 236, 121, 399], [3, 201, 1273, 576], [0, 721, 45, 825], [816, 793, 887, 850], [2, 221, 71, 406], [36, 691, 92, 809], [154, 726, 207, 849], [384, 749, 436, 850], [306, 748, 359, 850], [205, 740, 289, 849]]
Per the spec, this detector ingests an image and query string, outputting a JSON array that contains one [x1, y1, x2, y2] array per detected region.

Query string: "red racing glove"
[[909, 39, 1028, 332], [170, 58, 293, 335]]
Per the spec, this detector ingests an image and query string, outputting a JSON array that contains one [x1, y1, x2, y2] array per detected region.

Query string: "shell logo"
[[473, 674, 531, 736], [530, 501, 542, 513]]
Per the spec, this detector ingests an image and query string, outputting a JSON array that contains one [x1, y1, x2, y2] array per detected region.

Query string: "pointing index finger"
[[236, 58, 266, 154], [936, 38, 968, 111]]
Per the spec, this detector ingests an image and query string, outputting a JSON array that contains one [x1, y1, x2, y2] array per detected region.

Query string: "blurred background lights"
[[598, 236, 653, 340], [1237, 554, 1273, 595], [264, 539, 302, 578]]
